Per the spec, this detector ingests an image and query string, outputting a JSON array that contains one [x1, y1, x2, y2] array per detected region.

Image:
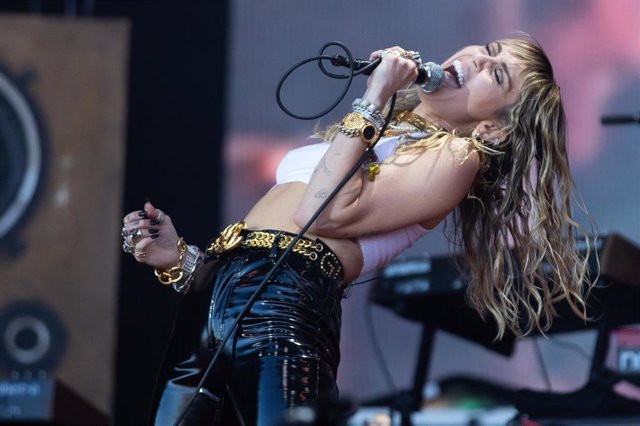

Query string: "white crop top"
[[275, 134, 429, 277]]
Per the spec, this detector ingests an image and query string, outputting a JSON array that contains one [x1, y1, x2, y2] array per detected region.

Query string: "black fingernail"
[[149, 228, 159, 235], [151, 234, 160, 239], [137, 210, 148, 218], [149, 219, 159, 225]]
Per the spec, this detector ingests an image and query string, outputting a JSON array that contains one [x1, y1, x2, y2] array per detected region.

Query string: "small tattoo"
[[315, 190, 328, 199], [319, 157, 333, 176]]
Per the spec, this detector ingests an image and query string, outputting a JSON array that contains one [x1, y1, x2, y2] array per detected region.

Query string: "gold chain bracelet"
[[154, 237, 187, 285]]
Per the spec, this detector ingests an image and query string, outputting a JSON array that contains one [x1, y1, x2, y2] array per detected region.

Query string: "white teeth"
[[453, 60, 464, 87]]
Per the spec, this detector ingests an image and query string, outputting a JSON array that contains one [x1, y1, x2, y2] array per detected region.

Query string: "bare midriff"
[[243, 182, 364, 282]]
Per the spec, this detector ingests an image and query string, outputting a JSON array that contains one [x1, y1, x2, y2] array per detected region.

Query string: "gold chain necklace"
[[384, 110, 428, 135], [394, 111, 427, 131]]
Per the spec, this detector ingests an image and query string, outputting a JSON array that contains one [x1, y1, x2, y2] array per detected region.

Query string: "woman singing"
[[122, 35, 592, 425]]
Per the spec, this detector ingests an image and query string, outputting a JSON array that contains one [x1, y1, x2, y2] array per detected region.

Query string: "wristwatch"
[[338, 112, 380, 146]]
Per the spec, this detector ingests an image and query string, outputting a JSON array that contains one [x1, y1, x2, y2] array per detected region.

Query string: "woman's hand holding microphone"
[[363, 46, 421, 109]]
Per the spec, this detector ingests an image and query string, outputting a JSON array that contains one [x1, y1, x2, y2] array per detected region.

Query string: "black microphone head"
[[418, 62, 444, 93]]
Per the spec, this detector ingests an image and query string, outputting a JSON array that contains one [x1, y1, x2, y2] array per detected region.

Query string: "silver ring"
[[134, 250, 146, 258], [121, 226, 128, 238], [122, 239, 134, 253], [131, 228, 144, 244], [408, 50, 422, 64], [156, 209, 165, 223]]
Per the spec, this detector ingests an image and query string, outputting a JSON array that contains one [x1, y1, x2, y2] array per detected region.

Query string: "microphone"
[[329, 55, 445, 93]]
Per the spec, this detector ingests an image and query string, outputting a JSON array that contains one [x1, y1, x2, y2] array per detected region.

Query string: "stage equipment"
[[0, 14, 129, 419], [0, 378, 108, 425], [369, 233, 640, 424], [601, 112, 640, 125]]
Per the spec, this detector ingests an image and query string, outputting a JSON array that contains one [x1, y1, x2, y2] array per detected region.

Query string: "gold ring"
[[400, 51, 413, 60]]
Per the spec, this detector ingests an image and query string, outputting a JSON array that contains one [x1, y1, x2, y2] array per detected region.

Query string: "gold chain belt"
[[206, 221, 343, 280], [242, 231, 325, 261]]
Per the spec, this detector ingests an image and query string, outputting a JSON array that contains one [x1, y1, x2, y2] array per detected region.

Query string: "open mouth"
[[445, 60, 465, 88]]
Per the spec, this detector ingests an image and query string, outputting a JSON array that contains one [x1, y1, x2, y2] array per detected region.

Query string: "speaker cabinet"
[[0, 14, 129, 416]]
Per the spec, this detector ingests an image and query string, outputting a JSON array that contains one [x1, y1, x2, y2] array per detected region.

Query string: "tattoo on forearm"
[[315, 190, 328, 199], [319, 157, 333, 176]]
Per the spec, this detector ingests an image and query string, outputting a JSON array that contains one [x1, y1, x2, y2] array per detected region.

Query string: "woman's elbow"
[[293, 207, 343, 236], [293, 207, 312, 230], [294, 207, 327, 233]]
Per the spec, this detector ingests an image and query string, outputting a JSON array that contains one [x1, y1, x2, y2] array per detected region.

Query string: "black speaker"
[[0, 14, 130, 418]]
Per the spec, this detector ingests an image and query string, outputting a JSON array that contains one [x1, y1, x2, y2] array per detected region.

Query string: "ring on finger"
[[400, 50, 414, 60], [407, 50, 421, 63], [134, 250, 146, 258], [156, 209, 165, 223], [121, 226, 128, 238], [131, 228, 144, 244], [122, 239, 134, 253]]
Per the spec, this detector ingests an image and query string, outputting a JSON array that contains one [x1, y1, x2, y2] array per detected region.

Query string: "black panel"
[[93, 1, 228, 424]]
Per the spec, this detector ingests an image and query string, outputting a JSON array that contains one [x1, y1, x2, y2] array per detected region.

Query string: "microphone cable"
[[276, 40, 380, 120], [174, 42, 396, 425]]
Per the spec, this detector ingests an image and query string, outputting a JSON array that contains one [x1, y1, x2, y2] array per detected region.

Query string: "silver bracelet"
[[172, 244, 204, 294], [352, 98, 385, 129]]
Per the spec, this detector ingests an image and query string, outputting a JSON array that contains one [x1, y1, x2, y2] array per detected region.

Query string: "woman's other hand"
[[122, 202, 180, 270]]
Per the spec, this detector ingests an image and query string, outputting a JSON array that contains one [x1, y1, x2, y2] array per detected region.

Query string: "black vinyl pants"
[[153, 235, 344, 426]]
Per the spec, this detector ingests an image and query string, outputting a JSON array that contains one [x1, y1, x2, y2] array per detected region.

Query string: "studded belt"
[[206, 221, 344, 280]]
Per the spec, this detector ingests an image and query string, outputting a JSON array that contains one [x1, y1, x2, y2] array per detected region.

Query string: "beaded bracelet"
[[352, 98, 385, 128]]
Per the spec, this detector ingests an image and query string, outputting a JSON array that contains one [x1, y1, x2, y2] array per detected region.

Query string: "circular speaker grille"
[[0, 66, 46, 243], [0, 300, 66, 373]]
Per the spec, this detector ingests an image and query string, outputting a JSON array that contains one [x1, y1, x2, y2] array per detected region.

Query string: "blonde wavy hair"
[[319, 36, 594, 339], [458, 36, 594, 339]]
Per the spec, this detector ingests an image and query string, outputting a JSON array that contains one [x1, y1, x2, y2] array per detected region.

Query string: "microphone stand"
[[600, 112, 640, 125], [173, 95, 398, 426]]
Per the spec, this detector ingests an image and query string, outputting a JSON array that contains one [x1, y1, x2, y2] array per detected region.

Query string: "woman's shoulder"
[[394, 131, 480, 162]]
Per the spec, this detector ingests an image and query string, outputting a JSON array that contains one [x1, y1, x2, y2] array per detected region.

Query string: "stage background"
[[0, 0, 637, 424]]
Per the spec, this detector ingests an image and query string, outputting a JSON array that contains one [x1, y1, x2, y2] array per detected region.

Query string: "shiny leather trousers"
[[153, 239, 344, 426]]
